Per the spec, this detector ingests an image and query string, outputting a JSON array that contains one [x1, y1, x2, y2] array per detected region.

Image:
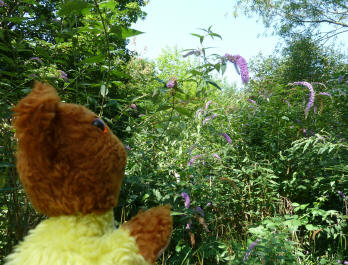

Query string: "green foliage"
[[0, 0, 147, 262]]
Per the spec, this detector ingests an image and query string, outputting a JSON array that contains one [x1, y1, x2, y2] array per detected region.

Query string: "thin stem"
[[93, 0, 111, 117]]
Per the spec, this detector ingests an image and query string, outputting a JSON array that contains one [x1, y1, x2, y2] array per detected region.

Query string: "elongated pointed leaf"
[[121, 28, 144, 39], [206, 80, 222, 90]]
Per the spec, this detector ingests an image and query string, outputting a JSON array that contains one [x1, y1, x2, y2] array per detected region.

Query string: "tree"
[[235, 0, 348, 40]]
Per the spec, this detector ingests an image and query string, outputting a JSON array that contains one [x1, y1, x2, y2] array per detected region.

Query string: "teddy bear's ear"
[[13, 82, 60, 140]]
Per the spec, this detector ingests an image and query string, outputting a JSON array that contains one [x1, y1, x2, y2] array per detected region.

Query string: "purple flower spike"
[[213, 153, 221, 160], [233, 55, 249, 83], [195, 206, 205, 217], [188, 144, 195, 155], [319, 92, 331, 97], [243, 239, 260, 262], [293, 81, 315, 118], [181, 192, 190, 209], [225, 54, 249, 83], [0, 0, 5, 6], [205, 100, 212, 109], [344, 261, 348, 265], [248, 99, 257, 106], [221, 133, 232, 144], [338, 76, 344, 83], [338, 191, 346, 199], [166, 77, 177, 88], [202, 114, 216, 125], [60, 70, 68, 82], [188, 155, 202, 166], [29, 57, 43, 64]]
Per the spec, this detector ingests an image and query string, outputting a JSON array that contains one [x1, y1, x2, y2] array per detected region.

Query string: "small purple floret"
[[195, 206, 204, 217], [213, 153, 221, 160], [130, 103, 137, 110], [319, 92, 331, 97], [188, 155, 202, 166], [248, 99, 257, 106], [166, 77, 177, 88], [202, 114, 217, 125], [221, 133, 232, 144], [205, 100, 212, 109], [29, 57, 43, 64], [338, 191, 346, 199], [60, 70, 68, 82], [181, 192, 190, 209], [0, 0, 5, 6]]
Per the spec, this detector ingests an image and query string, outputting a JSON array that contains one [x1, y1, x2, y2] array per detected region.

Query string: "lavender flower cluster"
[[166, 77, 177, 88], [291, 81, 332, 118], [243, 239, 260, 262], [293, 81, 315, 118], [224, 53, 250, 83], [180, 192, 207, 230]]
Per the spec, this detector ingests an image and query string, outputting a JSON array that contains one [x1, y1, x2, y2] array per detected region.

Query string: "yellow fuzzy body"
[[5, 210, 150, 265]]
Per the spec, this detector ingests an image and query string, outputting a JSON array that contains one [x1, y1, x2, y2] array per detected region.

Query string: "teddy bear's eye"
[[92, 118, 107, 134]]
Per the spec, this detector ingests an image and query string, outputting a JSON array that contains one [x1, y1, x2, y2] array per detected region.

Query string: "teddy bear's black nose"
[[92, 118, 106, 132]]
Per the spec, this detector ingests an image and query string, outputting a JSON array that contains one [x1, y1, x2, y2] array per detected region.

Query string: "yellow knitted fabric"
[[5, 210, 150, 265]]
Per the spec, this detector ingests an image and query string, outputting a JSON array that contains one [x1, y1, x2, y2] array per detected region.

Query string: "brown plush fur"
[[13, 82, 173, 263], [13, 82, 127, 216], [122, 205, 173, 264]]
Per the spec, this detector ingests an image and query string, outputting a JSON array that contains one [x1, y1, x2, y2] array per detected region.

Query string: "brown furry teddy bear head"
[[13, 82, 127, 217]]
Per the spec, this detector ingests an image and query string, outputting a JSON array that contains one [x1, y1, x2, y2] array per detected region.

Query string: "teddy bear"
[[5, 82, 173, 265]]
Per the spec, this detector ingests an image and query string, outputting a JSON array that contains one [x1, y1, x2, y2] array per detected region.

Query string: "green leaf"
[[156, 105, 172, 111], [175, 107, 192, 117], [171, 211, 185, 216], [206, 80, 222, 90], [208, 32, 222, 40], [220, 63, 227, 75], [100, 84, 108, 97], [153, 189, 162, 201], [121, 28, 144, 39], [306, 224, 319, 231], [99, 0, 116, 10], [191, 33, 204, 44], [59, 0, 92, 16], [82, 55, 105, 64]]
